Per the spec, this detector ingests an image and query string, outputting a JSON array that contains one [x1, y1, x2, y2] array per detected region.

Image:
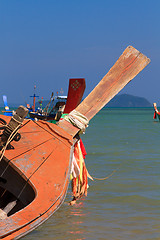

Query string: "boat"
[[0, 46, 150, 239], [153, 103, 160, 120], [1, 95, 13, 116], [28, 78, 86, 121], [28, 95, 67, 120]]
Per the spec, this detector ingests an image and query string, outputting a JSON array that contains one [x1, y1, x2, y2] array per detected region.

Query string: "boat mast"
[[30, 85, 39, 112]]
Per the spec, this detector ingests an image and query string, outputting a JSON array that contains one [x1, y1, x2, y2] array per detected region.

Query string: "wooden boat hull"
[[0, 115, 73, 239]]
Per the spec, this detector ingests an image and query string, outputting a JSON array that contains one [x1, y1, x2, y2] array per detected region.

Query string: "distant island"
[[0, 94, 152, 109], [105, 94, 152, 107]]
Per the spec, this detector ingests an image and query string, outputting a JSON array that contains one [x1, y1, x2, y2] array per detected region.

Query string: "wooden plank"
[[58, 46, 150, 136], [63, 78, 86, 113]]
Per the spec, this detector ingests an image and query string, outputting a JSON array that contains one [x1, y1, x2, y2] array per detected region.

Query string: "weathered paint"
[[0, 116, 73, 239], [63, 78, 86, 114]]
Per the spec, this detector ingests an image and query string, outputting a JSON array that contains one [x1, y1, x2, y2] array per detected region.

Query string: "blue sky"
[[0, 0, 159, 106]]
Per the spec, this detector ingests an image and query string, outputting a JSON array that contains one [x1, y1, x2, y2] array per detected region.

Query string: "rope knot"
[[64, 110, 89, 134]]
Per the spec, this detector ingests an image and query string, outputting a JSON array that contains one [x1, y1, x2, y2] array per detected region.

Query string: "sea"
[[1, 108, 160, 240]]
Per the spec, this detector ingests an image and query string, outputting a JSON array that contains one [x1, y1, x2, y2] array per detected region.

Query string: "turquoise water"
[[8, 108, 160, 239]]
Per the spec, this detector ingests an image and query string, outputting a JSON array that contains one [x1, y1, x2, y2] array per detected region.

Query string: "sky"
[[0, 0, 159, 106]]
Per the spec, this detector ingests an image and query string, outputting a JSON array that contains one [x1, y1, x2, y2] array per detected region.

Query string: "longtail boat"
[[0, 46, 150, 239], [1, 96, 13, 117], [29, 78, 86, 121], [153, 103, 160, 120]]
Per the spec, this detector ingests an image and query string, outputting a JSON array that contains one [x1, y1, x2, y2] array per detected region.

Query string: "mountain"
[[0, 94, 152, 109], [106, 94, 152, 107]]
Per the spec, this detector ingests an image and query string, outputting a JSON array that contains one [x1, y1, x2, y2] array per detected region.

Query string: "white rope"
[[64, 110, 89, 133], [0, 123, 22, 162]]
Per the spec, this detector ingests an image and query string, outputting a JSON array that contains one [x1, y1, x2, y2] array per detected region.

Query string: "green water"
[[15, 108, 160, 239]]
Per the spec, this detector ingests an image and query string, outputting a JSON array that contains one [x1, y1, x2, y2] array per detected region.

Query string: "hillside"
[[106, 94, 152, 107], [0, 94, 152, 109]]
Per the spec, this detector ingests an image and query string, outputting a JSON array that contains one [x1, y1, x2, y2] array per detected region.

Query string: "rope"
[[0, 118, 7, 130], [0, 123, 22, 162], [92, 167, 119, 181], [0, 124, 7, 129], [63, 110, 89, 133]]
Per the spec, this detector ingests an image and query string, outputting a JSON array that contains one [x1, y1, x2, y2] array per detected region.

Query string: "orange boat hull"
[[0, 115, 73, 239]]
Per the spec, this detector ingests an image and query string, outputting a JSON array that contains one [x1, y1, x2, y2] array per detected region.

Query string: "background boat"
[[29, 78, 86, 121], [153, 102, 160, 120], [2, 95, 13, 116]]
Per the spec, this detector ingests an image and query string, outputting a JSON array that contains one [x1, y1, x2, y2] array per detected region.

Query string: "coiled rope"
[[63, 110, 89, 133]]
